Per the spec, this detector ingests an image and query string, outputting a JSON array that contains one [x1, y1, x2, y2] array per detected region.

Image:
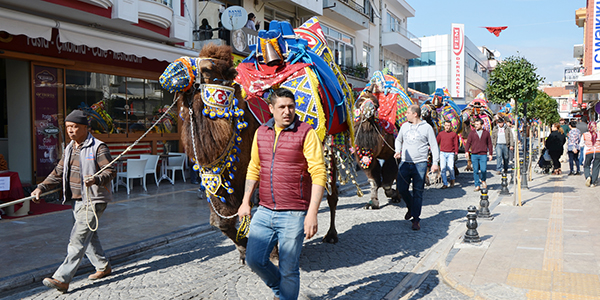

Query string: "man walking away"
[[31, 110, 116, 293], [238, 88, 326, 300], [492, 117, 514, 174], [567, 120, 581, 175], [394, 104, 439, 231], [465, 118, 493, 191], [436, 120, 458, 189]]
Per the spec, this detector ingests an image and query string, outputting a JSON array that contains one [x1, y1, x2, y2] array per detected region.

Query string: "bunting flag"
[[483, 26, 508, 37]]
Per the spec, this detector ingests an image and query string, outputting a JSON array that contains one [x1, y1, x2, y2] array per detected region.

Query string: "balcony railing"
[[339, 65, 369, 79], [383, 24, 421, 47]]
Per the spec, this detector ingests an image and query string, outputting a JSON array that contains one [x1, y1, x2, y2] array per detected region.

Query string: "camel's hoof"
[[364, 201, 380, 209], [389, 197, 401, 203]]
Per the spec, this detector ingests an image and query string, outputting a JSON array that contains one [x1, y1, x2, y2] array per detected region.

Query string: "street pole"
[[520, 102, 529, 189]]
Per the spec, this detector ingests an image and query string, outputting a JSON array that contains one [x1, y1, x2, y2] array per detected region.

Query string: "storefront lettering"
[[27, 37, 50, 48], [113, 52, 142, 64], [36, 92, 56, 99], [56, 36, 87, 54], [92, 48, 108, 58], [594, 2, 600, 71]]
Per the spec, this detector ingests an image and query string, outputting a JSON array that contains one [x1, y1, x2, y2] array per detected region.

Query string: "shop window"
[[408, 81, 436, 95], [65, 70, 175, 135], [0, 59, 6, 138]]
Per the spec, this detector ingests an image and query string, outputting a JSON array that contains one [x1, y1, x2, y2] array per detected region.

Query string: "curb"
[[435, 188, 514, 300], [0, 223, 216, 293]]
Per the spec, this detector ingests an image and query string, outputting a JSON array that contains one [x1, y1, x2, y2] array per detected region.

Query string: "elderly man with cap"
[[31, 109, 116, 293]]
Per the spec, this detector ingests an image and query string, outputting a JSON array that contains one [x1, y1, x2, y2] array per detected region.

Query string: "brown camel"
[[353, 89, 400, 209]]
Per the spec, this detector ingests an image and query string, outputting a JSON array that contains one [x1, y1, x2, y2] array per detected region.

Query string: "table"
[[0, 171, 27, 217], [157, 154, 179, 186]]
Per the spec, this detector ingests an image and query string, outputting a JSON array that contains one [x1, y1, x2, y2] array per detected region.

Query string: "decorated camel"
[[460, 92, 493, 171], [235, 18, 363, 244], [419, 87, 463, 179], [157, 19, 363, 261], [353, 71, 413, 209]]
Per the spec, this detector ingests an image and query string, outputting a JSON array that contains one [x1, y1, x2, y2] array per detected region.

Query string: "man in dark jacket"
[[491, 118, 514, 174], [31, 110, 116, 293], [237, 88, 326, 300], [465, 118, 493, 191]]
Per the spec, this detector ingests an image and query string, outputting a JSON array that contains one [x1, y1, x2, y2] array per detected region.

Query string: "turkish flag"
[[484, 26, 508, 37]]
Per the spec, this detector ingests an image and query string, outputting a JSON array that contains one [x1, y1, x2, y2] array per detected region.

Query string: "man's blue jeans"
[[440, 152, 455, 186], [471, 154, 488, 188], [495, 144, 509, 172], [396, 161, 427, 221], [246, 206, 306, 300]]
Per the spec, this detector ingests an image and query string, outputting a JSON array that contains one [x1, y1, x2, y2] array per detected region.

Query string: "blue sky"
[[408, 0, 583, 83]]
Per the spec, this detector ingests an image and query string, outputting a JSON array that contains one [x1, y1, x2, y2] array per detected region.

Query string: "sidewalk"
[[438, 165, 600, 300], [0, 180, 215, 293]]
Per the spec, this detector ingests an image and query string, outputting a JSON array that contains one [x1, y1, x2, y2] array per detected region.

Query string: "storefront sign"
[[594, 0, 600, 74], [0, 29, 167, 72], [33, 65, 61, 179], [231, 27, 259, 56], [564, 67, 583, 82], [451, 23, 464, 98]]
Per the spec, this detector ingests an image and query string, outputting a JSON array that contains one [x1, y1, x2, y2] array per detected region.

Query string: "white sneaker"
[[591, 184, 596, 188], [586, 177, 591, 187]]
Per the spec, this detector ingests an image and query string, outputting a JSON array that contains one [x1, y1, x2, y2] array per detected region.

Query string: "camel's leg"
[[323, 162, 339, 244], [209, 208, 247, 264], [363, 160, 382, 209], [454, 154, 460, 176], [382, 158, 400, 203]]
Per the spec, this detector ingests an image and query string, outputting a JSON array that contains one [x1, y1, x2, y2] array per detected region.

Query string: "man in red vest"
[[238, 88, 326, 300]]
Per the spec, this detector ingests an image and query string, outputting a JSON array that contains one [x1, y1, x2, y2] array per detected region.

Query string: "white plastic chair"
[[139, 154, 160, 186], [116, 159, 147, 194], [166, 152, 186, 183]]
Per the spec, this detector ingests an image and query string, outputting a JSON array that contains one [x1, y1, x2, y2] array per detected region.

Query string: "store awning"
[[576, 73, 600, 94], [58, 23, 199, 62], [0, 8, 53, 40], [0, 7, 198, 63]]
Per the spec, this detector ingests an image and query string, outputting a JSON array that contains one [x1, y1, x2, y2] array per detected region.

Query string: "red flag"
[[483, 26, 508, 37]]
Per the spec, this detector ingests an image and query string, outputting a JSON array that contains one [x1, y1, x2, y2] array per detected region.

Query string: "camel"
[[352, 71, 413, 208], [159, 45, 261, 262]]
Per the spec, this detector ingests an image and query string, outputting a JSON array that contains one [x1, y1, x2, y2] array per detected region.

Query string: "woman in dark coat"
[[545, 123, 566, 175]]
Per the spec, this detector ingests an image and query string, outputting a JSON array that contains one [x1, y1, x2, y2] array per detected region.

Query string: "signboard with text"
[[33, 65, 61, 180], [451, 23, 465, 98], [594, 0, 600, 74]]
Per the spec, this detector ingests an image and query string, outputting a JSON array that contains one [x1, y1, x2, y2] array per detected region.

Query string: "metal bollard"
[[477, 188, 492, 218], [464, 205, 481, 243], [500, 172, 511, 195]]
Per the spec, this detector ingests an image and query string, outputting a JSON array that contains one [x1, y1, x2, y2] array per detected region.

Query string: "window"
[[408, 81, 436, 95], [363, 0, 374, 23], [363, 45, 372, 71], [322, 25, 354, 67], [65, 70, 176, 135], [264, 7, 295, 29], [409, 51, 436, 67], [466, 54, 487, 79], [386, 12, 403, 32]]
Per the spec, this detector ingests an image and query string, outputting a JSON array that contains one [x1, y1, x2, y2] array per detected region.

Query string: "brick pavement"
[[0, 156, 505, 299]]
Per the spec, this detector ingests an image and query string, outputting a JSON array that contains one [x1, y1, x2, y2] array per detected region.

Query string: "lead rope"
[[82, 96, 180, 231]]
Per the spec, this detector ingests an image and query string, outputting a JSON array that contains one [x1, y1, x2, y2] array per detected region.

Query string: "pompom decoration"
[[355, 146, 373, 169]]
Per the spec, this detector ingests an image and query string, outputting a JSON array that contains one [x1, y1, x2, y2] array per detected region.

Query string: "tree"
[[486, 55, 544, 110], [527, 91, 560, 125]]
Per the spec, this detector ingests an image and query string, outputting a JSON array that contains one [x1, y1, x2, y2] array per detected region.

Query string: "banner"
[[451, 23, 465, 98], [594, 1, 600, 74]]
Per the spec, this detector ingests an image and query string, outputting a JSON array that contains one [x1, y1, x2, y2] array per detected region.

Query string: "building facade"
[[407, 26, 495, 106], [0, 0, 197, 183]]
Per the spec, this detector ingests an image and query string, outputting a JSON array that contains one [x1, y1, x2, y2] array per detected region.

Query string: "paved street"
[[0, 157, 505, 299]]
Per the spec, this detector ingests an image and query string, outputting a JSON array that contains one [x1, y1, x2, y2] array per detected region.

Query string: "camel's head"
[[354, 87, 378, 122]]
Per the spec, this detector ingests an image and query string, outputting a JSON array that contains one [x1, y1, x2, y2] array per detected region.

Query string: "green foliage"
[[486, 55, 544, 105], [526, 91, 560, 125]]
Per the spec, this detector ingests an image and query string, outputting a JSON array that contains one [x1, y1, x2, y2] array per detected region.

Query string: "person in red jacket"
[[238, 88, 326, 300], [465, 118, 493, 191], [436, 120, 459, 189]]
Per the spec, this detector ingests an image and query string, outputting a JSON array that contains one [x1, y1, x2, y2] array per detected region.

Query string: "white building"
[[407, 26, 495, 105], [196, 0, 420, 90]]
